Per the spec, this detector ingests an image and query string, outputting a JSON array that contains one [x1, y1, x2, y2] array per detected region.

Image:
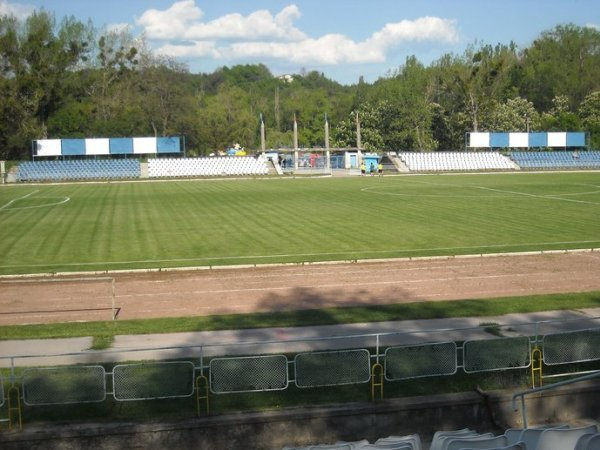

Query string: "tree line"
[[1, 10, 599, 160]]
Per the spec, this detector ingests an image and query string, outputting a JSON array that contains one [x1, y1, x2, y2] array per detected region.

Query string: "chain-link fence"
[[385, 342, 457, 381], [295, 349, 371, 388], [113, 362, 195, 401], [1, 317, 600, 422], [22, 366, 105, 405], [463, 336, 531, 373], [210, 355, 288, 394], [543, 328, 600, 365]]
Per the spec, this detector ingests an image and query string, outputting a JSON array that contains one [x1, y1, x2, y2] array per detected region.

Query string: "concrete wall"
[[1, 382, 599, 450]]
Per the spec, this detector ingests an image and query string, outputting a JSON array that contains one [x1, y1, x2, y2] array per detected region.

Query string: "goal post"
[[0, 276, 119, 325]]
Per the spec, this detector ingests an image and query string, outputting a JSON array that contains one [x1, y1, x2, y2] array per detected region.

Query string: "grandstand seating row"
[[13, 151, 600, 181], [147, 156, 269, 177], [281, 424, 600, 450], [509, 151, 600, 169], [16, 160, 140, 181], [398, 152, 517, 172]]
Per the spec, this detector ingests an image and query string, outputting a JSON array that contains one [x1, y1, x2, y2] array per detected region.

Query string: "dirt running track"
[[1, 251, 600, 326]]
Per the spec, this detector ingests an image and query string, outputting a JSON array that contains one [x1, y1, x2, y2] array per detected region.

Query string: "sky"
[[1, 0, 599, 85]]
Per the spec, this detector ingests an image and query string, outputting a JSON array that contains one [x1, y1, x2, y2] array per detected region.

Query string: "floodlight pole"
[[260, 113, 266, 154], [356, 111, 363, 165], [325, 114, 331, 171], [293, 114, 299, 170]]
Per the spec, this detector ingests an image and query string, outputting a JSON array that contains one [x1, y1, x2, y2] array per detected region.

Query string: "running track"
[[1, 251, 600, 326]]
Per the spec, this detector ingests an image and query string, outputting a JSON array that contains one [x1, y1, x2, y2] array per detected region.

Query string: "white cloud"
[[225, 34, 385, 65], [137, 1, 305, 42], [140, 1, 459, 66], [136, 0, 204, 40], [368, 17, 459, 48], [156, 41, 220, 59], [0, 0, 35, 19]]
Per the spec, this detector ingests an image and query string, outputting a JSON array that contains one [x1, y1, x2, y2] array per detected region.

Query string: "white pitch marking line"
[[0, 190, 38, 210], [9, 197, 71, 210], [473, 185, 600, 205]]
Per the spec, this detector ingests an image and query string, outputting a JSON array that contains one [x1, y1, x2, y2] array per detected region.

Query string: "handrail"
[[512, 370, 600, 428]]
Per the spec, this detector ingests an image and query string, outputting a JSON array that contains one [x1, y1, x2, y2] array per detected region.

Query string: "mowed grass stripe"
[[0, 172, 599, 274]]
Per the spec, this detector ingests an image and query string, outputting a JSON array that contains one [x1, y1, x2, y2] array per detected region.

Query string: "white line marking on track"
[[115, 272, 565, 299]]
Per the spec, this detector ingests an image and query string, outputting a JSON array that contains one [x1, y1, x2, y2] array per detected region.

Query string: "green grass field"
[[1, 171, 600, 275]]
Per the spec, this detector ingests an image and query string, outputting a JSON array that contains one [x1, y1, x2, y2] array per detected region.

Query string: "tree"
[[368, 56, 438, 150], [0, 11, 91, 158], [452, 42, 519, 132], [485, 97, 540, 132], [333, 104, 384, 151], [89, 27, 140, 125], [540, 95, 582, 131], [579, 91, 600, 148], [137, 57, 190, 136], [196, 84, 256, 154], [518, 24, 600, 110]]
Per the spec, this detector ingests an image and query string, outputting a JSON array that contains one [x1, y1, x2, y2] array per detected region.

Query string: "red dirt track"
[[1, 251, 600, 326]]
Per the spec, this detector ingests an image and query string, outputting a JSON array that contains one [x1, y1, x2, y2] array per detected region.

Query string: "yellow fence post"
[[371, 363, 384, 401], [531, 346, 543, 388], [7, 385, 23, 431], [196, 375, 209, 417]]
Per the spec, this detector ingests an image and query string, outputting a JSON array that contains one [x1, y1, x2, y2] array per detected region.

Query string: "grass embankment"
[[1, 291, 599, 348]]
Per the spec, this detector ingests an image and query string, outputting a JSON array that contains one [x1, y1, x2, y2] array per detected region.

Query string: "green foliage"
[[579, 91, 600, 148], [368, 56, 439, 150], [0, 10, 599, 158], [518, 24, 600, 110], [333, 105, 385, 150], [485, 97, 540, 131]]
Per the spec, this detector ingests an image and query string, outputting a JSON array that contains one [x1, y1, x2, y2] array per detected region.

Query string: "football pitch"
[[1, 171, 599, 276]]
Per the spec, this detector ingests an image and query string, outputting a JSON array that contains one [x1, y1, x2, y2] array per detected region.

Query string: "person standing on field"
[[360, 161, 366, 176]]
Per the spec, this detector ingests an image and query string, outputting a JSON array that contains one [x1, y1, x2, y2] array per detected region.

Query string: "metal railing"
[[1, 315, 600, 430], [512, 370, 600, 428]]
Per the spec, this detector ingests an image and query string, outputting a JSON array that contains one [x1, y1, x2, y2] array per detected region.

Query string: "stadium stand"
[[16, 160, 140, 181], [398, 152, 517, 172], [509, 151, 600, 169], [280, 425, 600, 450], [147, 156, 269, 178]]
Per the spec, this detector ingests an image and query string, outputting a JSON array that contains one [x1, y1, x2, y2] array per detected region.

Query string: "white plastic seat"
[[332, 440, 370, 449], [585, 434, 600, 450], [375, 434, 421, 450], [534, 425, 598, 450], [445, 435, 506, 450], [503, 429, 524, 445], [460, 444, 524, 450], [430, 430, 479, 450], [518, 426, 569, 450], [359, 445, 412, 450], [575, 433, 599, 450], [308, 444, 352, 450]]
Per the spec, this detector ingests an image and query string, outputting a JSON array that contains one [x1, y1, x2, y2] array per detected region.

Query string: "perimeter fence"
[[2, 316, 600, 430]]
